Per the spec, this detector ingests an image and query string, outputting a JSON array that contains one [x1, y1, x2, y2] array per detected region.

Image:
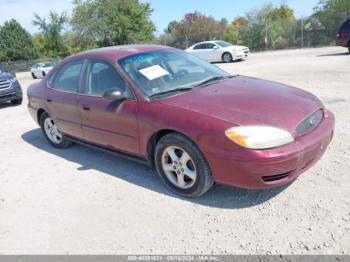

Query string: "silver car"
[[186, 40, 250, 63], [31, 62, 54, 79]]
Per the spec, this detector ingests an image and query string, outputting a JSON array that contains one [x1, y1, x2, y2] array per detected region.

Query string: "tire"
[[154, 133, 214, 198], [39, 112, 72, 149], [222, 52, 233, 63], [11, 98, 22, 105], [31, 72, 37, 79], [42, 71, 46, 77], [348, 43, 350, 54]]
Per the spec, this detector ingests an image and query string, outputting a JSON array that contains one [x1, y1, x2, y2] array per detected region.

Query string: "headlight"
[[225, 126, 294, 149]]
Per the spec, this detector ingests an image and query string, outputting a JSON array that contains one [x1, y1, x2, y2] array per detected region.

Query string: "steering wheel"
[[176, 69, 189, 78]]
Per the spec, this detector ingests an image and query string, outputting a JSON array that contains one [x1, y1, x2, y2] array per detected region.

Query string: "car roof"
[[73, 44, 169, 61]]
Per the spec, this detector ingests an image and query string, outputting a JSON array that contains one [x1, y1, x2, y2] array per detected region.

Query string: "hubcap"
[[223, 54, 231, 62], [161, 146, 197, 189], [44, 117, 62, 144]]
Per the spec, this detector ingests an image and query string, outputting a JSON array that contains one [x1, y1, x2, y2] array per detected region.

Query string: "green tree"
[[223, 17, 248, 45], [70, 0, 155, 51], [0, 19, 37, 61], [310, 0, 350, 46], [163, 12, 228, 49], [32, 11, 68, 58]]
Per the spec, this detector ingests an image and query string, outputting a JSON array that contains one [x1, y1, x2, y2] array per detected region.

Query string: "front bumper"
[[203, 110, 335, 189], [0, 81, 22, 102]]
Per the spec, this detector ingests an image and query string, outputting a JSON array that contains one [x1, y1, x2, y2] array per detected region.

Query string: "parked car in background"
[[27, 45, 334, 197], [186, 40, 250, 63], [0, 69, 23, 105], [31, 62, 54, 79], [336, 18, 350, 53]]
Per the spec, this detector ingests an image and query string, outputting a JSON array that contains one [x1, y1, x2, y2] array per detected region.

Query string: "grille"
[[262, 171, 293, 182], [0, 79, 11, 90], [296, 109, 323, 135]]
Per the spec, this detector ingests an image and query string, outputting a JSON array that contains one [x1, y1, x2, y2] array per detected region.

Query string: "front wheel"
[[222, 52, 233, 63], [40, 112, 72, 148], [154, 133, 214, 198], [31, 72, 37, 79], [348, 43, 350, 54]]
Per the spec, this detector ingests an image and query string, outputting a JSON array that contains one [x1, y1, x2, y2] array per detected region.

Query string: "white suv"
[[186, 40, 249, 63]]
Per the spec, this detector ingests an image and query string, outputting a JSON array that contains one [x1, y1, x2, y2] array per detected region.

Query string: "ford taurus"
[[27, 45, 334, 197]]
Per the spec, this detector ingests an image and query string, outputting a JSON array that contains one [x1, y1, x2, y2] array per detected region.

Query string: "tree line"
[[0, 0, 349, 62]]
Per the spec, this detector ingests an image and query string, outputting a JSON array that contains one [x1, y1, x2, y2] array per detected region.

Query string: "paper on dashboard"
[[139, 65, 169, 80]]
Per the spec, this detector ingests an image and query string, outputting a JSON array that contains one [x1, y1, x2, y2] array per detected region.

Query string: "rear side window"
[[194, 44, 206, 50], [51, 60, 83, 93], [85, 59, 126, 97]]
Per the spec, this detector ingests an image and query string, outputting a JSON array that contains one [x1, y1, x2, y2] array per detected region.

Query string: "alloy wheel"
[[44, 117, 63, 144], [161, 146, 197, 189]]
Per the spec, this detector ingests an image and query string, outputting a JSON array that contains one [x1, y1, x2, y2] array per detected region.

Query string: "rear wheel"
[[222, 52, 233, 63], [348, 42, 350, 54], [154, 133, 214, 198], [40, 112, 72, 148]]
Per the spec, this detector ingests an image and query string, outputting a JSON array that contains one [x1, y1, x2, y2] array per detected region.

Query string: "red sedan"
[[27, 45, 335, 197]]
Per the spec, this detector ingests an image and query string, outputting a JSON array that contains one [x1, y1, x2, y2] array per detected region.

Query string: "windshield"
[[43, 62, 53, 67], [215, 41, 233, 48], [119, 49, 230, 98]]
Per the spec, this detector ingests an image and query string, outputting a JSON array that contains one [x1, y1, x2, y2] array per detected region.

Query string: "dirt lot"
[[0, 46, 349, 255]]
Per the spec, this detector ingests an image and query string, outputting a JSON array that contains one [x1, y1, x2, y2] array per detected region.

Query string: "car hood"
[[0, 71, 14, 80], [160, 76, 324, 134]]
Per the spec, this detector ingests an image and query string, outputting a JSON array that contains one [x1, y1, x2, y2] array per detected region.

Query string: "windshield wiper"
[[149, 87, 194, 98], [194, 75, 233, 88]]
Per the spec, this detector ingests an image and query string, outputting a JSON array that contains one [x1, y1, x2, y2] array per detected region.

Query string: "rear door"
[[190, 43, 208, 61], [45, 60, 84, 138], [77, 59, 139, 155]]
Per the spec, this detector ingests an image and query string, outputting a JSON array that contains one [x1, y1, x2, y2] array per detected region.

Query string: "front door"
[[77, 59, 139, 155], [45, 60, 84, 138]]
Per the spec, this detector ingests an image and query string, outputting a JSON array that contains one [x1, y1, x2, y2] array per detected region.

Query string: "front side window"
[[206, 43, 216, 49], [341, 19, 350, 32], [51, 60, 83, 93], [85, 59, 126, 97], [119, 49, 231, 98]]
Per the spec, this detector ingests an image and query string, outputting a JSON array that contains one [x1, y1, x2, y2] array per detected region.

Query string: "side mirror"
[[103, 87, 126, 101], [213, 46, 219, 50]]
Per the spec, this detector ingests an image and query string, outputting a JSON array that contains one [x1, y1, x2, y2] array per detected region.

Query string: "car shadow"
[[0, 101, 21, 109], [21, 129, 294, 209], [317, 52, 349, 57]]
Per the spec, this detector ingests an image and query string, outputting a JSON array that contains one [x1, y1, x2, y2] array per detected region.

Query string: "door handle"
[[46, 98, 52, 103], [82, 105, 90, 111]]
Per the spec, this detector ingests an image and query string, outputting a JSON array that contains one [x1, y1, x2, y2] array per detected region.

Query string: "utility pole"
[[301, 17, 304, 49], [265, 23, 268, 51]]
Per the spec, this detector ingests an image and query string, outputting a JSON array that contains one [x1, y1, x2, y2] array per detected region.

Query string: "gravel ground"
[[0, 46, 349, 255]]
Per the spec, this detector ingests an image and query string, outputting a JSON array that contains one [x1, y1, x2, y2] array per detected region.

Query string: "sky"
[[0, 0, 320, 34]]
